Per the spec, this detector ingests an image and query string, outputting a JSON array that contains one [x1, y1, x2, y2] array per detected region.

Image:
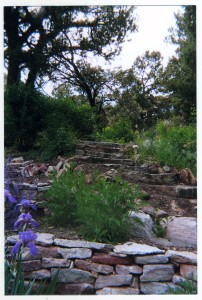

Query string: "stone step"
[[77, 140, 123, 149], [76, 144, 122, 154], [79, 156, 136, 166], [139, 184, 197, 199], [84, 151, 124, 159]]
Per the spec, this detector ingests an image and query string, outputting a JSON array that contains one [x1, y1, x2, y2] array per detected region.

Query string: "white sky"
[[44, 5, 184, 95]]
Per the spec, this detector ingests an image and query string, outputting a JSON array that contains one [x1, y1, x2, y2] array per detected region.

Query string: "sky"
[[43, 5, 184, 96]]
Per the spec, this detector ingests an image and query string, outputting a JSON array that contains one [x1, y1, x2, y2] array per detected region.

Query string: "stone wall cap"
[[54, 238, 114, 250], [114, 242, 165, 255]]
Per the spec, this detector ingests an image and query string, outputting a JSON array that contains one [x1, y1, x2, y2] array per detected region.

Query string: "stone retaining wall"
[[6, 234, 197, 295]]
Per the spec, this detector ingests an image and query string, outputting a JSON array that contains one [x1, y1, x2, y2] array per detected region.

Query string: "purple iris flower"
[[14, 212, 39, 231], [4, 189, 17, 203], [17, 199, 37, 211], [11, 230, 38, 256]]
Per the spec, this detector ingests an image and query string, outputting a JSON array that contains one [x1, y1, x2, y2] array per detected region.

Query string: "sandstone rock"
[[75, 259, 113, 274], [114, 242, 164, 256], [58, 248, 92, 259], [140, 173, 177, 185], [29, 269, 51, 280], [140, 282, 177, 294], [22, 246, 60, 260], [172, 274, 197, 289], [180, 264, 197, 281], [140, 264, 174, 282], [11, 156, 24, 163], [129, 211, 155, 239], [92, 253, 132, 265], [116, 264, 143, 275], [96, 287, 140, 295], [179, 168, 196, 185], [95, 274, 133, 289], [54, 239, 113, 251], [35, 233, 54, 246], [42, 258, 71, 268], [166, 250, 197, 265], [55, 283, 94, 295], [164, 217, 197, 248], [135, 254, 169, 264], [51, 268, 95, 284], [22, 259, 41, 271]]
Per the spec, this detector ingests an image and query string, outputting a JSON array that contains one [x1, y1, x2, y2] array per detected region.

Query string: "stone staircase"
[[75, 140, 138, 168]]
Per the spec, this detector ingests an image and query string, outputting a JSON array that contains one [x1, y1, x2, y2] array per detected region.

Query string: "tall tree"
[[164, 6, 196, 121], [4, 6, 137, 88]]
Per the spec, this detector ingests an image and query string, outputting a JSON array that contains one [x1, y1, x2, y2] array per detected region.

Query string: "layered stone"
[[42, 257, 71, 268], [92, 253, 132, 265], [55, 283, 95, 295], [180, 264, 197, 281], [22, 246, 60, 260], [58, 248, 92, 259], [135, 254, 169, 264], [95, 274, 133, 290], [140, 264, 175, 282], [51, 268, 95, 284], [96, 287, 140, 295], [22, 259, 41, 271], [116, 264, 143, 275], [140, 282, 177, 294], [166, 250, 197, 265], [75, 259, 113, 274], [54, 238, 113, 251], [114, 242, 164, 255]]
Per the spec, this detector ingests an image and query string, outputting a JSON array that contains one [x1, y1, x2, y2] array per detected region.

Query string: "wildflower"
[[14, 212, 39, 231], [4, 189, 17, 204], [11, 230, 38, 256], [17, 199, 37, 211]]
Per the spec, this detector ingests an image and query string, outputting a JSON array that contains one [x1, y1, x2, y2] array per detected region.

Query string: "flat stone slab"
[[7, 233, 55, 247], [176, 185, 197, 198], [54, 239, 113, 251], [96, 287, 140, 295], [51, 268, 95, 284], [140, 264, 175, 282], [166, 250, 197, 265], [164, 217, 197, 248], [58, 248, 92, 259], [135, 254, 169, 264], [114, 242, 164, 256], [95, 274, 133, 290], [140, 282, 177, 294]]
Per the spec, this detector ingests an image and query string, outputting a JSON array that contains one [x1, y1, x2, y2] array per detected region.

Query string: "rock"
[[140, 264, 174, 282], [75, 259, 113, 274], [140, 173, 177, 185], [22, 246, 60, 260], [51, 268, 95, 284], [95, 274, 133, 290], [179, 168, 196, 185], [180, 264, 197, 281], [92, 253, 132, 265], [30, 269, 51, 280], [11, 156, 24, 163], [166, 250, 197, 265], [141, 206, 168, 218], [42, 258, 71, 268], [58, 248, 92, 259], [164, 217, 197, 248], [47, 165, 55, 173], [116, 264, 143, 275], [172, 274, 197, 289], [55, 283, 95, 295], [55, 160, 63, 171], [54, 239, 113, 251], [163, 166, 170, 173], [96, 169, 118, 182], [128, 211, 155, 239], [114, 242, 164, 256], [176, 185, 197, 198], [135, 254, 169, 264], [35, 233, 54, 246], [22, 259, 42, 271], [56, 168, 67, 178], [158, 167, 164, 174], [140, 282, 177, 294], [148, 162, 159, 174], [96, 287, 140, 295]]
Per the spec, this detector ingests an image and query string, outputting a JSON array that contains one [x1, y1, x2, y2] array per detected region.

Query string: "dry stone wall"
[[6, 234, 197, 295]]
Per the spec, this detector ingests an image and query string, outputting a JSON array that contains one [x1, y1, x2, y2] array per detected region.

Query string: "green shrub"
[[137, 120, 196, 174], [96, 118, 134, 143], [4, 83, 48, 150], [165, 276, 197, 294], [44, 169, 141, 243]]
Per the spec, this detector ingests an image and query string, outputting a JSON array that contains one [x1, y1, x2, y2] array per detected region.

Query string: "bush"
[[4, 83, 48, 150], [44, 169, 141, 243], [96, 118, 134, 143], [137, 120, 196, 174]]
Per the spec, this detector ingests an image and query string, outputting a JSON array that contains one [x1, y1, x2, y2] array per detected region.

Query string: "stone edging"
[[6, 233, 197, 295]]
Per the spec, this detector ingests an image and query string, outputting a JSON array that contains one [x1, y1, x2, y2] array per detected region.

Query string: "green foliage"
[[5, 254, 59, 295], [4, 83, 48, 150], [152, 216, 173, 238], [137, 120, 196, 174], [96, 118, 134, 143], [165, 276, 197, 294], [45, 169, 141, 243]]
